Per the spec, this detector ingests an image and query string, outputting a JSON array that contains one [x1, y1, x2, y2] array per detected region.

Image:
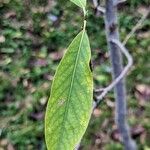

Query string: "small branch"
[[104, 0, 137, 149], [94, 88, 104, 93], [123, 8, 150, 45], [94, 39, 133, 108], [110, 39, 133, 67], [97, 6, 106, 14], [92, 0, 106, 14]]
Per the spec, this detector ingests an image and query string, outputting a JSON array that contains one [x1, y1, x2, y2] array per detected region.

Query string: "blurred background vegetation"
[[0, 0, 150, 149]]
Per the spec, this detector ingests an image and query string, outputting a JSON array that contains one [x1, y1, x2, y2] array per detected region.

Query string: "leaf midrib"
[[57, 30, 85, 149]]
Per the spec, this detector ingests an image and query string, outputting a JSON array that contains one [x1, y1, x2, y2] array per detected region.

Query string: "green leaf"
[[70, 0, 86, 9], [45, 30, 93, 150]]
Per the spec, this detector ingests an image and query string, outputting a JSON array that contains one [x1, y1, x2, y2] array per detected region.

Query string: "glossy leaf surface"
[[45, 30, 93, 150]]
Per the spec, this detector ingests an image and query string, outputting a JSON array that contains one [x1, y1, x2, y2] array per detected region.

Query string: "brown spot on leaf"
[[58, 99, 65, 106]]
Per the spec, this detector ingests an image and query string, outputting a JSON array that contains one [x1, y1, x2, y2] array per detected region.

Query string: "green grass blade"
[[45, 29, 93, 150]]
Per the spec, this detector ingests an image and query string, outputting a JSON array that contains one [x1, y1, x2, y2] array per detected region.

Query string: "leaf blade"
[[70, 0, 86, 9], [45, 30, 93, 150]]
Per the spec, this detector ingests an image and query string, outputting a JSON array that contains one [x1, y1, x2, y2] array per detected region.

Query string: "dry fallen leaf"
[[111, 129, 121, 142], [49, 50, 64, 61], [7, 143, 15, 150], [106, 100, 115, 108], [137, 31, 150, 39], [135, 84, 150, 106], [0, 36, 5, 43], [0, 139, 8, 146], [131, 125, 145, 138], [29, 112, 44, 121], [29, 58, 47, 67], [140, 131, 146, 144], [4, 11, 16, 19], [93, 109, 102, 117], [137, 6, 149, 16]]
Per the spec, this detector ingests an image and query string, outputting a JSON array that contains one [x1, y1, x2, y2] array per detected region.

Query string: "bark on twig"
[[104, 0, 136, 149], [94, 39, 133, 107], [93, 0, 106, 14]]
